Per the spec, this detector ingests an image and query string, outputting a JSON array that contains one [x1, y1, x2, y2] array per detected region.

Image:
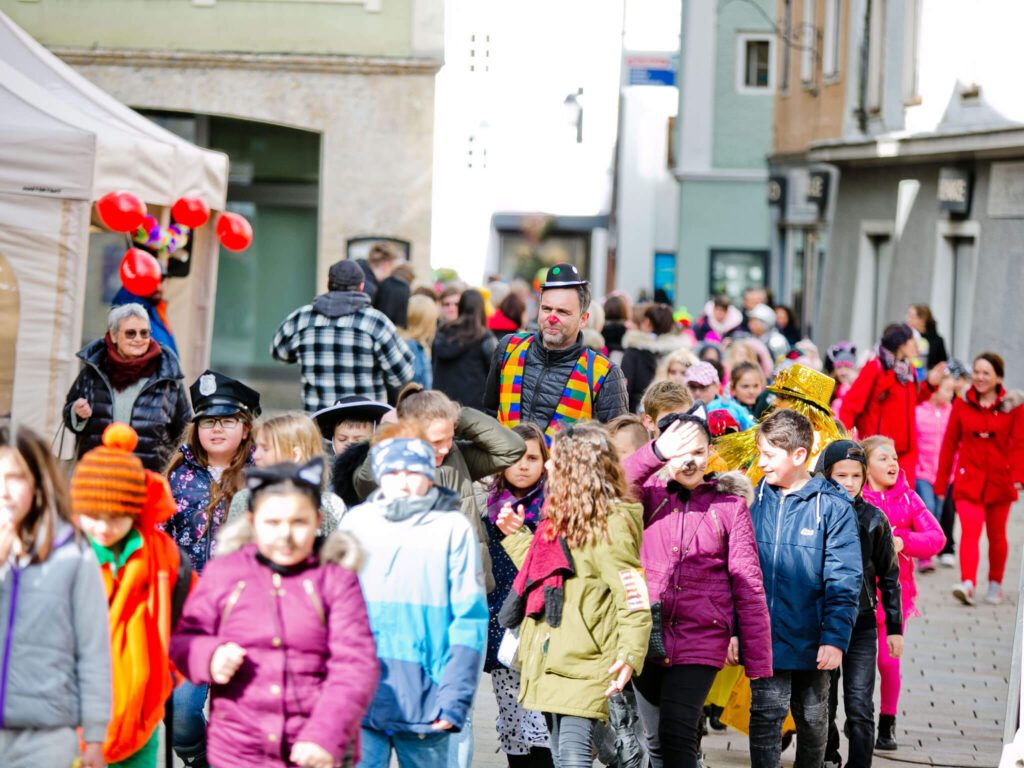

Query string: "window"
[[800, 0, 815, 84], [709, 249, 768, 305], [866, 0, 887, 112], [903, 0, 921, 102], [738, 34, 774, 93], [823, 0, 840, 78], [781, 0, 792, 91]]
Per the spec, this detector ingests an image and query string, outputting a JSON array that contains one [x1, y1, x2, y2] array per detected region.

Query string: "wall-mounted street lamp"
[[564, 87, 584, 143]]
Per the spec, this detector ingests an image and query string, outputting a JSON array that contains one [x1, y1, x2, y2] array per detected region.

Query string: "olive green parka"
[[501, 501, 652, 721]]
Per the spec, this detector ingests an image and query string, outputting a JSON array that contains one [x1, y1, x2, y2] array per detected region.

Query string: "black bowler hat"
[[190, 370, 262, 421], [541, 262, 588, 289], [312, 396, 393, 440]]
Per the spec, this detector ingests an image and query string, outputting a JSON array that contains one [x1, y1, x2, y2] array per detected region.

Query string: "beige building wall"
[[773, 0, 849, 155], [62, 50, 439, 290]]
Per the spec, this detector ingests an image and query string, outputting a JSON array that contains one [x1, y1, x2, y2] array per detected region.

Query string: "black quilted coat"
[[62, 338, 193, 471], [483, 332, 629, 428]]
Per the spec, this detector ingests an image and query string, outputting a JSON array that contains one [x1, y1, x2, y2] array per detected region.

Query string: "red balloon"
[[171, 197, 211, 228], [216, 212, 253, 252], [119, 248, 162, 297], [96, 191, 147, 233]]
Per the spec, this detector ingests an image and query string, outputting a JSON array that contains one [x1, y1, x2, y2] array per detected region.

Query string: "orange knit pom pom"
[[102, 423, 139, 453]]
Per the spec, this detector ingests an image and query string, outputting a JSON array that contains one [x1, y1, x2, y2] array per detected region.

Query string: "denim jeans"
[[543, 714, 596, 768], [357, 728, 450, 768], [447, 712, 473, 768], [827, 615, 878, 768], [633, 664, 718, 768], [171, 680, 209, 764], [915, 479, 942, 523], [750, 669, 831, 768]]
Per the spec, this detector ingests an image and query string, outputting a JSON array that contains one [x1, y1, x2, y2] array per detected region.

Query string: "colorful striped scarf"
[[497, 333, 610, 444]]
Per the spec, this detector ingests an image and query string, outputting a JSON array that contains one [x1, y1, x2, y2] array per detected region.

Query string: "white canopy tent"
[[0, 11, 227, 207], [0, 11, 229, 440]]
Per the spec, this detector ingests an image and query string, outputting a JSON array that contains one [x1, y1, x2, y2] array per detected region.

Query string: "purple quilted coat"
[[624, 442, 773, 678]]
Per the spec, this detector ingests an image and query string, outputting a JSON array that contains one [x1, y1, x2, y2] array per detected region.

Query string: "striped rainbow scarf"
[[497, 333, 610, 444]]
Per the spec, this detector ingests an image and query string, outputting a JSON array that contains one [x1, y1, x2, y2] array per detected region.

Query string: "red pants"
[[957, 499, 1011, 585]]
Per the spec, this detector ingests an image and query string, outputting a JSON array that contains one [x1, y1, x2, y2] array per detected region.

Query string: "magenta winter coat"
[[170, 520, 380, 768], [863, 470, 945, 618], [624, 443, 773, 678]]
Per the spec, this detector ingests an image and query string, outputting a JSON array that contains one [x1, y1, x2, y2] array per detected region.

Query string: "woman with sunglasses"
[[164, 369, 261, 768], [63, 303, 192, 471]]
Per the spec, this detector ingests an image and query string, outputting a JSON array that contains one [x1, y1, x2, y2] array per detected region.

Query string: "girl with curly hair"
[[496, 424, 652, 768]]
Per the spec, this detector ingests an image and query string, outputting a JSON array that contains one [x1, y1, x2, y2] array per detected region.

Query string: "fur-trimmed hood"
[[621, 328, 690, 355], [711, 470, 755, 507], [215, 516, 364, 571], [1000, 388, 1024, 412]]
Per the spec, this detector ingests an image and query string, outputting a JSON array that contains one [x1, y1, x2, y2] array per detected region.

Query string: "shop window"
[[709, 249, 767, 306], [138, 111, 321, 411], [653, 252, 676, 305], [737, 35, 774, 93]]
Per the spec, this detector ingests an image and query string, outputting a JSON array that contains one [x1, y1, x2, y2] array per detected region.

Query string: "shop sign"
[[768, 175, 787, 207], [807, 171, 830, 210], [938, 167, 972, 216]]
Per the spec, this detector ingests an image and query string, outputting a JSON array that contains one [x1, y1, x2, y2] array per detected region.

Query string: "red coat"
[[934, 387, 1024, 505], [839, 359, 930, 478]]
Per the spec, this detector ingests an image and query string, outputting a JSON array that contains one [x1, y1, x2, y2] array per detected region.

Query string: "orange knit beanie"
[[71, 423, 147, 517]]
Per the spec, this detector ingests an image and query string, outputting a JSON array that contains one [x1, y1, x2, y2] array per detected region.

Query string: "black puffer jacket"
[[62, 339, 192, 471], [852, 495, 904, 635], [483, 332, 628, 427], [433, 331, 498, 411]]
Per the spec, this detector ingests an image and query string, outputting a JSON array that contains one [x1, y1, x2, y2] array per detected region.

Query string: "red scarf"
[[104, 333, 161, 391]]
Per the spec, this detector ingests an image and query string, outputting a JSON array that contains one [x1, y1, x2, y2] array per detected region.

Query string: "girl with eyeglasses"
[[163, 369, 261, 768]]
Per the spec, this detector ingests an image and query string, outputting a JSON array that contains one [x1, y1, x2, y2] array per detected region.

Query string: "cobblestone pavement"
[[162, 505, 1020, 767], [472, 504, 1022, 767]]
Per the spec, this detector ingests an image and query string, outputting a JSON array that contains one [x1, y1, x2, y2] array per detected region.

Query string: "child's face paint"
[[251, 493, 320, 566], [866, 445, 899, 490]]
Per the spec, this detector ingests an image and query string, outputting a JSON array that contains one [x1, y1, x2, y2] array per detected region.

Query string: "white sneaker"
[[939, 553, 957, 568], [953, 580, 975, 606], [985, 582, 1005, 605]]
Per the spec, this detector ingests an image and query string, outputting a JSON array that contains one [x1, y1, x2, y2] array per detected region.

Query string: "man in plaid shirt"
[[272, 260, 415, 411]]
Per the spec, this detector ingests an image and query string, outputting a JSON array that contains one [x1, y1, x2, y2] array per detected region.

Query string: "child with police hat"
[[163, 369, 261, 768]]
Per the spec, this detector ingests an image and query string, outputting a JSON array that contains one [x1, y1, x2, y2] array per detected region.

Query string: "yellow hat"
[[766, 363, 835, 413]]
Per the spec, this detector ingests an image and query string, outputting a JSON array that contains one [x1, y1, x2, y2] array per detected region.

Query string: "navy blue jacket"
[[750, 475, 862, 670]]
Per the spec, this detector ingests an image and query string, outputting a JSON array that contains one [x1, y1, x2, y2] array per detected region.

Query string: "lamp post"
[[564, 87, 584, 143]]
